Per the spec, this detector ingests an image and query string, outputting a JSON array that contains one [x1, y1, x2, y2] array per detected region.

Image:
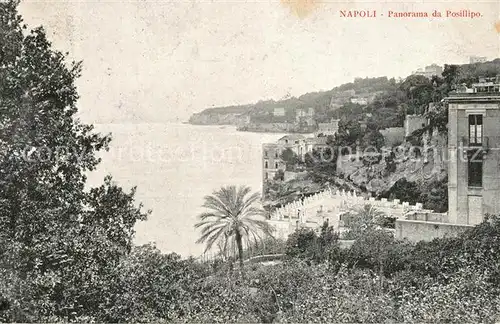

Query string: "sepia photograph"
[[1, 0, 500, 322]]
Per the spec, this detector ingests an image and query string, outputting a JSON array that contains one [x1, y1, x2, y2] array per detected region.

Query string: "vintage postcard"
[[1, 0, 500, 322]]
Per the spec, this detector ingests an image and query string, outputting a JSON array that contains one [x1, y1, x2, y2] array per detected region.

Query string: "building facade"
[[445, 82, 500, 225], [262, 143, 286, 184], [350, 97, 368, 105], [273, 107, 285, 117], [412, 64, 443, 78], [470, 56, 488, 64], [316, 119, 340, 137], [295, 108, 315, 126], [262, 135, 306, 187]]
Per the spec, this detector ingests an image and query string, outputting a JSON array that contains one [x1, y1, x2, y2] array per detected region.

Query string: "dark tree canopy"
[[0, 2, 149, 321]]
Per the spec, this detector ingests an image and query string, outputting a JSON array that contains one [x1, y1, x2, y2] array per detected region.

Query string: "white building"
[[273, 107, 285, 117], [470, 56, 487, 64]]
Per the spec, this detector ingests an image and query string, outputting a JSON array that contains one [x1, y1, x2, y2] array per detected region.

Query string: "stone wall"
[[395, 219, 472, 242]]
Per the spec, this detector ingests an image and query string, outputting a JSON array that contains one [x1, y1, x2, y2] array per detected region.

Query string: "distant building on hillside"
[[296, 108, 315, 126], [316, 119, 340, 137], [273, 107, 285, 117], [412, 64, 443, 79], [470, 56, 488, 64], [350, 97, 368, 105]]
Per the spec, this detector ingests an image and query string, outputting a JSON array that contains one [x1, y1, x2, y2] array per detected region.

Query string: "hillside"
[[189, 59, 500, 132], [188, 77, 397, 127]]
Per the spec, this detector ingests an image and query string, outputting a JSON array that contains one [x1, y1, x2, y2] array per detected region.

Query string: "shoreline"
[[186, 122, 315, 135]]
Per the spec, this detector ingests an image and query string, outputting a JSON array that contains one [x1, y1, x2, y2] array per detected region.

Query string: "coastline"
[[186, 121, 315, 135]]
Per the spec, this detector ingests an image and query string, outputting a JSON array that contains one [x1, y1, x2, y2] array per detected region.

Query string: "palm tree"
[[195, 185, 274, 270]]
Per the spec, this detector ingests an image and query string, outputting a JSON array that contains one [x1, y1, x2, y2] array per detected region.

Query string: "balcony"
[[461, 136, 489, 149], [460, 136, 489, 159]]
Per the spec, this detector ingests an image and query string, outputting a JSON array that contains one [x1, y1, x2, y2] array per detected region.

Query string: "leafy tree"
[[342, 205, 386, 240], [419, 177, 448, 212], [335, 119, 363, 151], [347, 229, 395, 286], [194, 185, 274, 270], [362, 129, 385, 150], [285, 228, 317, 261], [0, 2, 149, 320], [280, 148, 301, 169], [304, 145, 338, 184], [381, 178, 421, 205], [285, 222, 341, 265]]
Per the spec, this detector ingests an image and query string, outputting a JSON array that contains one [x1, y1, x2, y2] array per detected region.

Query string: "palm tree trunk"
[[235, 230, 244, 270]]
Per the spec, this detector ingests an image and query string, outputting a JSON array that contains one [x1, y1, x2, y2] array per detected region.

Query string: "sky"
[[17, 0, 500, 124]]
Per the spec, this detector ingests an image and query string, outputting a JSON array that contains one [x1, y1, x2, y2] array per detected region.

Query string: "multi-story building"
[[304, 136, 329, 155], [273, 107, 285, 117], [470, 56, 488, 64], [262, 135, 306, 184], [316, 119, 340, 137], [445, 78, 500, 225], [412, 64, 443, 79], [295, 108, 315, 126], [262, 143, 286, 183]]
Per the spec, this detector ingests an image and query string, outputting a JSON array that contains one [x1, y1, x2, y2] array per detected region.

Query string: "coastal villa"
[[266, 77, 500, 243], [262, 133, 332, 189], [262, 134, 306, 184]]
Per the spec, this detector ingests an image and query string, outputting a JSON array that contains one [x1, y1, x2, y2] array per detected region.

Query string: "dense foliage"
[[381, 177, 448, 212], [26, 214, 497, 323], [0, 2, 150, 321]]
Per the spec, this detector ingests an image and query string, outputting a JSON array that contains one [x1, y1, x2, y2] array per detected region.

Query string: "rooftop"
[[446, 76, 500, 99], [278, 134, 306, 142], [305, 137, 329, 144]]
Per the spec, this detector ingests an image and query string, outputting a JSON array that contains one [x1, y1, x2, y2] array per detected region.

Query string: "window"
[[264, 150, 268, 157], [468, 149, 483, 187], [469, 114, 483, 146], [264, 160, 268, 169], [275, 162, 279, 169], [275, 151, 279, 158], [265, 172, 268, 179]]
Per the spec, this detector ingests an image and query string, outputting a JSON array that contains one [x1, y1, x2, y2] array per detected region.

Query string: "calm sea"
[[86, 123, 285, 257]]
